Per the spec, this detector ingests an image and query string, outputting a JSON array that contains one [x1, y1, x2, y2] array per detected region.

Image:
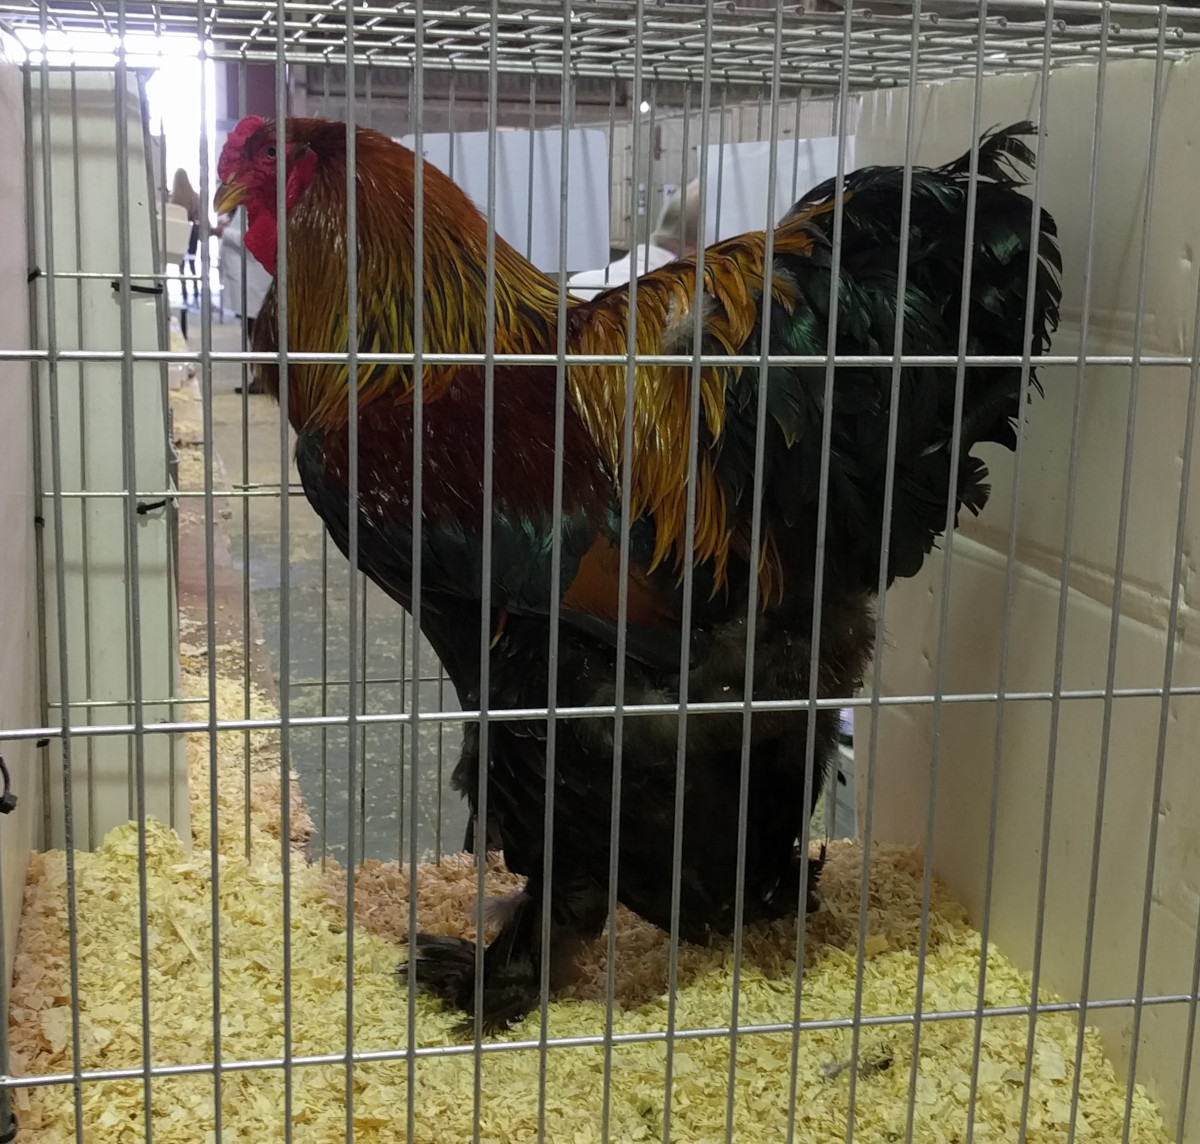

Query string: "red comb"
[[218, 115, 268, 181]]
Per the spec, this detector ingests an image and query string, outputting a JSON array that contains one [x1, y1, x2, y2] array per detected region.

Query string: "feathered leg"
[[404, 875, 604, 1033]]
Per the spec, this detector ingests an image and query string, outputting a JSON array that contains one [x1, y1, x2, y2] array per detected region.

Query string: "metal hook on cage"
[[109, 278, 164, 297], [0, 755, 17, 815], [135, 497, 174, 516]]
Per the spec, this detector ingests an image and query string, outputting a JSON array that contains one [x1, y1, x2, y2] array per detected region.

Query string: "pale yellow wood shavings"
[[178, 653, 313, 864], [328, 844, 1170, 1144], [9, 820, 1170, 1144], [10, 820, 403, 1144]]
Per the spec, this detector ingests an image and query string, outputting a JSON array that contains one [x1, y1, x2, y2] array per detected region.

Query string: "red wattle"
[[244, 213, 278, 275]]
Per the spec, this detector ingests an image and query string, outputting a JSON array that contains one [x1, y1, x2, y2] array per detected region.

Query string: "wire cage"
[[1, 1, 1199, 1142]]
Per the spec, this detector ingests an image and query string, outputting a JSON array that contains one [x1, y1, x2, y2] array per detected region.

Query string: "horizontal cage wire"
[[0, 1, 1196, 79], [0, 3, 1199, 1144]]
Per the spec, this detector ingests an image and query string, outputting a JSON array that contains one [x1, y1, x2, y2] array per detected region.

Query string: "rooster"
[[214, 117, 1062, 1030]]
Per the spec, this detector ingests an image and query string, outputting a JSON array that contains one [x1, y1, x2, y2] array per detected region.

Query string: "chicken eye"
[[266, 146, 277, 159]]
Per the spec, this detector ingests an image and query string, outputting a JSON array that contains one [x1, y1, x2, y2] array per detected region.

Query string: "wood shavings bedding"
[[9, 783, 1170, 1141], [176, 648, 314, 866]]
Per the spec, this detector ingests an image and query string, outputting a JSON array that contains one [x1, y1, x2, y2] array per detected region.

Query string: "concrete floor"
[[202, 311, 467, 866], [194, 300, 857, 868]]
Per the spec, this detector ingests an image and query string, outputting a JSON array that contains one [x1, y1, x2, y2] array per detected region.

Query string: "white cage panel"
[[0, 35, 39, 986], [855, 53, 1200, 1139], [27, 68, 188, 855]]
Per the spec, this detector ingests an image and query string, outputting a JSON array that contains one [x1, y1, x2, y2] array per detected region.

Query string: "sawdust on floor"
[[7, 656, 1171, 1142]]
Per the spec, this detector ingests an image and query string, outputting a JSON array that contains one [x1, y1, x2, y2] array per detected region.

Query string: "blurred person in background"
[[169, 168, 203, 304], [567, 178, 702, 301]]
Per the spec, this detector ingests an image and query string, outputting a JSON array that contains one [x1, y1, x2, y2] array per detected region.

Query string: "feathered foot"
[[400, 885, 569, 1034], [753, 841, 827, 923], [401, 933, 540, 1035]]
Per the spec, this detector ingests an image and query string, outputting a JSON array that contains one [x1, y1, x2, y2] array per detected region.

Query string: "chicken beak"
[[213, 180, 244, 214]]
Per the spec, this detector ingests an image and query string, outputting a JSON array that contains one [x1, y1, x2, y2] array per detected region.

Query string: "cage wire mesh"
[[1, 0, 1200, 1142]]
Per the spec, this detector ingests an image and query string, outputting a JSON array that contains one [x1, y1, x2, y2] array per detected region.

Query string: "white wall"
[[0, 38, 42, 984], [397, 127, 612, 273], [853, 57, 1200, 1139], [27, 68, 188, 854]]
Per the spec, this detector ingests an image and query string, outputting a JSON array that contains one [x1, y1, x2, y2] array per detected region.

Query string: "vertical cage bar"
[[143, 70, 179, 834], [236, 56, 255, 862], [1120, 15, 1184, 1142], [904, 3, 974, 1140], [663, 49, 711, 1142], [1157, 261, 1200, 1144], [472, 2, 501, 1123], [358, 58, 380, 871], [1058, 10, 1143, 1132], [404, 4, 426, 1141], [785, 10, 852, 1144], [34, 46, 87, 1144], [23, 56, 53, 857], [358, 572, 368, 865], [0, 778, 10, 1138], [525, 74, 537, 261], [601, 2, 645, 1137], [319, 533, 329, 865], [1010, 12, 1102, 1144], [1179, 806, 1200, 1143], [789, 88, 802, 205], [356, 62, 377, 871], [397, 606, 407, 865], [195, 15, 224, 1142], [713, 83, 726, 242], [342, 0, 362, 1134], [396, 675, 405, 861], [121, 73, 137, 829], [66, 66, 97, 851], [535, 8, 574, 1140], [725, 8, 785, 1142], [470, 4, 501, 1138], [677, 85, 691, 253], [434, 65, 457, 864], [604, 76, 615, 290], [844, 0, 928, 1126], [640, 84, 656, 279], [1041, 13, 1111, 1144], [272, 2, 296, 1135], [394, 59, 409, 858], [113, 3, 156, 1134]]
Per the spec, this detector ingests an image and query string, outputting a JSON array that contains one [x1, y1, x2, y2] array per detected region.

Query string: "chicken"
[[214, 116, 1062, 1030]]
